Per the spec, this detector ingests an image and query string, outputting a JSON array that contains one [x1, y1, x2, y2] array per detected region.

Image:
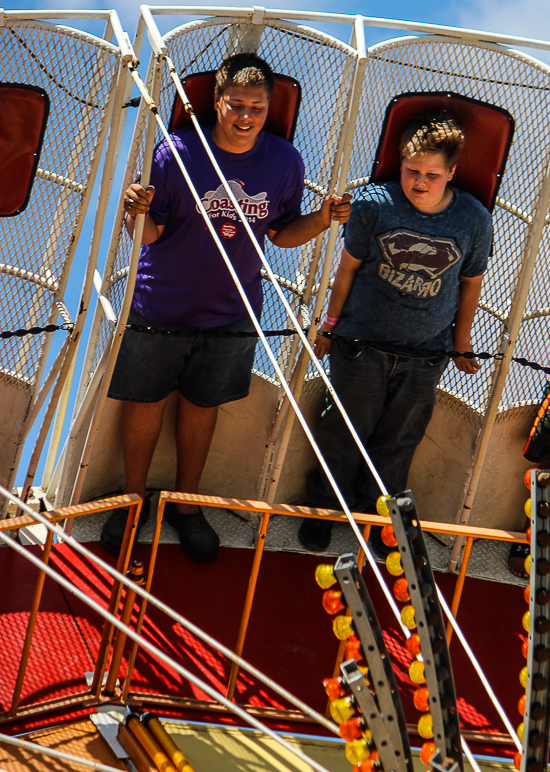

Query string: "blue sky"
[[10, 0, 550, 491]]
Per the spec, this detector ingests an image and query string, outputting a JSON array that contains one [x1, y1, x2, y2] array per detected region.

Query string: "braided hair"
[[399, 111, 465, 169]]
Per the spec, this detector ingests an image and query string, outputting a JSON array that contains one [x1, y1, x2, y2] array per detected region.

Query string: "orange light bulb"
[[522, 638, 529, 658], [345, 739, 370, 764], [376, 496, 391, 517], [386, 551, 404, 576], [381, 525, 397, 547], [329, 695, 355, 723], [322, 589, 345, 615], [409, 660, 426, 684], [406, 634, 421, 657], [401, 605, 416, 630], [420, 741, 436, 766], [315, 564, 337, 589], [520, 666, 528, 688], [323, 676, 346, 701], [518, 694, 526, 716], [522, 611, 530, 632], [394, 577, 410, 602], [344, 636, 363, 662], [418, 713, 434, 739], [413, 687, 430, 712], [353, 761, 376, 772], [333, 615, 354, 641], [339, 717, 365, 742], [525, 469, 536, 489], [514, 752, 522, 771], [524, 585, 530, 605], [526, 527, 531, 542]]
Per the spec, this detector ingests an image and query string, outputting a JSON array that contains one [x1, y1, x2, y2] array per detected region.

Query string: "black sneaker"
[[297, 517, 333, 551], [100, 495, 151, 556], [164, 502, 220, 562]]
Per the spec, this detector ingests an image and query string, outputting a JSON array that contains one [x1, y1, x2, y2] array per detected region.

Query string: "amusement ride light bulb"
[[525, 556, 531, 576], [344, 637, 363, 662], [523, 611, 530, 632], [420, 741, 436, 765], [409, 660, 426, 684], [315, 564, 337, 589], [345, 739, 370, 764], [525, 469, 536, 489], [376, 495, 391, 517], [339, 716, 365, 742], [518, 694, 526, 715], [329, 695, 355, 723], [413, 687, 430, 712], [514, 751, 522, 771], [406, 633, 421, 657], [394, 577, 410, 602], [520, 666, 528, 688], [322, 589, 345, 615], [522, 638, 528, 658], [417, 713, 434, 739], [524, 585, 530, 605], [386, 552, 404, 576], [525, 498, 532, 517], [353, 760, 376, 772], [401, 605, 416, 630], [381, 525, 397, 547], [517, 722, 524, 742], [323, 677, 346, 701], [526, 527, 531, 543], [333, 615, 354, 640]]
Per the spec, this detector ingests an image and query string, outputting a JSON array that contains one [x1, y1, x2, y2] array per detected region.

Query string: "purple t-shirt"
[[132, 126, 304, 327]]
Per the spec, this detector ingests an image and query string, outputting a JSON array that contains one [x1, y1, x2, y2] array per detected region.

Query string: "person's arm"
[[123, 183, 165, 245], [314, 247, 363, 357], [452, 273, 484, 374], [267, 194, 351, 248]]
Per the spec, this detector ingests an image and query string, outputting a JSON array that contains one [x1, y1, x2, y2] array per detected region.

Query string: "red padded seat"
[[371, 92, 514, 212], [0, 83, 49, 216], [169, 71, 301, 143]]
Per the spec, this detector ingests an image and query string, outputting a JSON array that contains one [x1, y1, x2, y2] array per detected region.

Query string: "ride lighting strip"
[[388, 493, 463, 770], [335, 555, 413, 772], [521, 471, 550, 772], [0, 518, 335, 772]]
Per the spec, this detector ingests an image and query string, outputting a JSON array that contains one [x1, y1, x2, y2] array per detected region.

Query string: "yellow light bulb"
[[386, 551, 404, 576], [401, 604, 416, 630], [333, 615, 354, 641], [329, 695, 355, 723], [376, 496, 391, 517], [409, 660, 426, 684], [345, 739, 370, 764], [520, 666, 528, 688], [525, 556, 531, 576], [517, 722, 524, 742], [524, 498, 531, 517], [522, 611, 530, 632], [418, 713, 434, 740], [315, 564, 337, 589]]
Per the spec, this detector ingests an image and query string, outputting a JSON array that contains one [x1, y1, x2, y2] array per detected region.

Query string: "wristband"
[[325, 315, 340, 326]]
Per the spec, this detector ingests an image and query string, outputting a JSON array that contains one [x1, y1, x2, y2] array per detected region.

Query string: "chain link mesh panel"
[[347, 36, 550, 425], [92, 17, 357, 388], [0, 21, 120, 391]]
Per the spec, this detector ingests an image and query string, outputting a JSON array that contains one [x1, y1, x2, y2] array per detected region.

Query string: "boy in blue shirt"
[[299, 113, 493, 552]]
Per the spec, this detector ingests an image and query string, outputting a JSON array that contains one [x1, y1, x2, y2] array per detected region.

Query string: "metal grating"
[[91, 18, 357, 388], [0, 21, 120, 391], [347, 36, 550, 424]]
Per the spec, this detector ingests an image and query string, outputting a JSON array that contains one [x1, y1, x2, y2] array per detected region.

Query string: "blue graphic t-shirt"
[[338, 180, 493, 351], [132, 126, 304, 327]]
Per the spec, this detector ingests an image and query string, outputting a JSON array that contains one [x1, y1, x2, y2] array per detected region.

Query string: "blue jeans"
[[307, 338, 449, 511]]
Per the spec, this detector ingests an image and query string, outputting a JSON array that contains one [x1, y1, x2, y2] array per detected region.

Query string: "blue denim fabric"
[[307, 338, 449, 511], [108, 308, 258, 407]]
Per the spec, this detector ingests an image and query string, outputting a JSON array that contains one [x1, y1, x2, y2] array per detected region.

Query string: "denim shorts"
[[108, 308, 259, 407]]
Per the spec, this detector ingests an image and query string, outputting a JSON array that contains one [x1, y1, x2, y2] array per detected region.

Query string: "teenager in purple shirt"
[[101, 53, 350, 560]]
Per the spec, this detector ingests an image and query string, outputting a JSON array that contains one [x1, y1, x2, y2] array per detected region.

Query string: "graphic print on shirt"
[[376, 228, 461, 299], [199, 180, 270, 231]]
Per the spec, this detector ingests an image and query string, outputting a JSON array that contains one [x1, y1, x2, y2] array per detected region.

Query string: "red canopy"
[[169, 71, 301, 143], [371, 92, 514, 212], [0, 83, 49, 217]]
